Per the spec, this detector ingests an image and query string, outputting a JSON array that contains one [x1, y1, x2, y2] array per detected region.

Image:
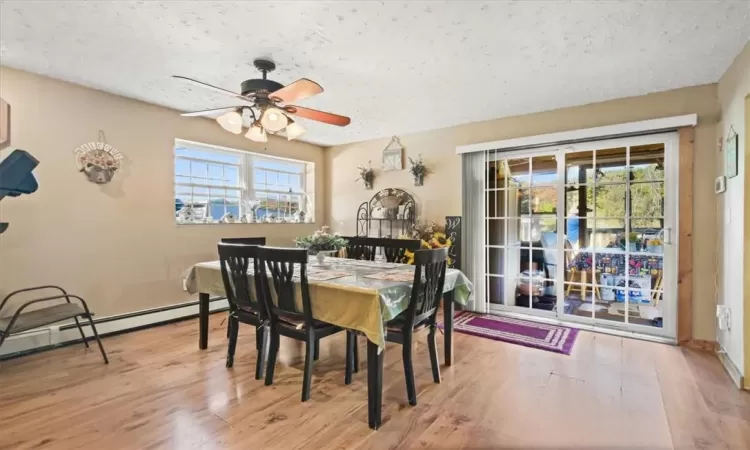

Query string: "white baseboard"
[[716, 348, 744, 389], [0, 298, 229, 357]]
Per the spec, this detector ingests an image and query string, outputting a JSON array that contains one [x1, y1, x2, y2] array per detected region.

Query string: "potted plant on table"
[[294, 226, 349, 265]]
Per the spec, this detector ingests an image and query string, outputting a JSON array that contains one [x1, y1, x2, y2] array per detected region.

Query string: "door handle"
[[662, 228, 672, 245]]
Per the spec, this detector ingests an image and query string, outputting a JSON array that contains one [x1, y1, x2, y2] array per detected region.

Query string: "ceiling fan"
[[173, 59, 350, 142]]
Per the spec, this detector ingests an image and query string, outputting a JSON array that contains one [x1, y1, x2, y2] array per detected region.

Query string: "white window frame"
[[174, 139, 314, 224]]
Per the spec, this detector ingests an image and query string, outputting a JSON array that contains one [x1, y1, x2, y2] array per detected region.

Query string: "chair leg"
[[345, 331, 354, 385], [255, 324, 269, 380], [313, 338, 320, 361], [265, 325, 280, 386], [72, 316, 89, 348], [84, 314, 108, 364], [402, 331, 417, 406], [255, 325, 263, 351], [352, 334, 359, 373], [428, 325, 441, 384], [226, 316, 238, 368], [302, 330, 315, 402]]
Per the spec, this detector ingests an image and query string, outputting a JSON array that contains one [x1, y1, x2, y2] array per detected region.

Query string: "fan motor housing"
[[241, 78, 283, 102]]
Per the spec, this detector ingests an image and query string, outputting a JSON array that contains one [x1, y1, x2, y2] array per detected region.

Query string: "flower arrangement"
[[408, 154, 426, 186], [356, 161, 374, 190], [400, 221, 452, 265], [294, 225, 348, 254]]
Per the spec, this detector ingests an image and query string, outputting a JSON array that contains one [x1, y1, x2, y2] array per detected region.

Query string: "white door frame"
[[486, 132, 679, 341]]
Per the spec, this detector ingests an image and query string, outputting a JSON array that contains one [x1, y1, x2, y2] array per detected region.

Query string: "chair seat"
[[277, 313, 339, 331], [0, 302, 86, 334], [386, 313, 431, 333]]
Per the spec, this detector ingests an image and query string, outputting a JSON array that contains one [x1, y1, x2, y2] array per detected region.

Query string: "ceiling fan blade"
[[284, 105, 350, 127], [172, 75, 254, 102], [270, 78, 323, 103], [180, 107, 242, 117]]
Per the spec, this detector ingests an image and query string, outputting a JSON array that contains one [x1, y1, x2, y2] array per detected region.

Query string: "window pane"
[[531, 155, 558, 185], [565, 151, 595, 184], [508, 158, 530, 188], [225, 166, 239, 187], [175, 159, 191, 176], [594, 147, 628, 183], [175, 146, 242, 165], [631, 144, 664, 182], [631, 182, 664, 218], [191, 162, 208, 179], [208, 165, 223, 186], [594, 183, 626, 218]]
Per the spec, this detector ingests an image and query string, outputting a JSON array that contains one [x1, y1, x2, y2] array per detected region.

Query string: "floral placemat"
[[305, 270, 351, 281], [334, 258, 401, 269], [364, 270, 415, 282]]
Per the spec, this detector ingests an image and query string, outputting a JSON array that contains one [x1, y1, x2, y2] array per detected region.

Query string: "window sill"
[[176, 221, 316, 226]]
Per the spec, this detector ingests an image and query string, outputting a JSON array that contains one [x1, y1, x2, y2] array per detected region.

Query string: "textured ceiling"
[[1, 1, 748, 146]]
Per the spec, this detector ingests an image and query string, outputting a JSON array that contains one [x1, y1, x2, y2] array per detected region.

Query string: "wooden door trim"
[[677, 127, 694, 344]]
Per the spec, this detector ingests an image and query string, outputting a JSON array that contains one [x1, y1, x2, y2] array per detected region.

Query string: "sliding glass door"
[[485, 133, 678, 340]]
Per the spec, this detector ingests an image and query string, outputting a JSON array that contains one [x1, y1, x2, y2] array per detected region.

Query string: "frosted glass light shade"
[[260, 107, 289, 132], [216, 110, 242, 134], [245, 123, 267, 143], [285, 121, 306, 140]]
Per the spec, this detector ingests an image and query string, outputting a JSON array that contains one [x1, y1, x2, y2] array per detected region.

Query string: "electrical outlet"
[[716, 305, 731, 331]]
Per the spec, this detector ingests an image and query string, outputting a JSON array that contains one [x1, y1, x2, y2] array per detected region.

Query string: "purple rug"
[[441, 312, 579, 355]]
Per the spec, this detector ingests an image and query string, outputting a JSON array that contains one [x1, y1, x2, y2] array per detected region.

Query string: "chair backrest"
[[257, 247, 313, 326], [343, 237, 421, 263], [221, 237, 267, 246], [217, 243, 265, 316], [404, 247, 448, 328]]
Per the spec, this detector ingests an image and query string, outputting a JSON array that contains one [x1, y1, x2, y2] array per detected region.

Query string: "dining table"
[[182, 256, 473, 430]]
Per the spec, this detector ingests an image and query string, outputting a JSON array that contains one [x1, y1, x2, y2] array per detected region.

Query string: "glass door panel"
[[486, 133, 676, 340]]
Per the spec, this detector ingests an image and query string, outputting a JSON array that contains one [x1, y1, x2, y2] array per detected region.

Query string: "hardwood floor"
[[1, 313, 749, 449]]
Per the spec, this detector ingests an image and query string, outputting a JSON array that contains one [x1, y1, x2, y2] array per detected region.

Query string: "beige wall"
[[326, 84, 720, 341], [716, 41, 750, 378], [0, 67, 325, 317]]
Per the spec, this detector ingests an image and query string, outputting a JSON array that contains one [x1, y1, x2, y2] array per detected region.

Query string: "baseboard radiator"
[[0, 297, 229, 359]]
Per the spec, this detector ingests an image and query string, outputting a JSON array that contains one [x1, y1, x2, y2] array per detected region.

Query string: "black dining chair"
[[220, 238, 266, 337], [342, 236, 421, 262], [218, 242, 268, 379], [342, 236, 422, 370], [221, 237, 267, 246], [257, 246, 353, 402], [385, 247, 448, 406]]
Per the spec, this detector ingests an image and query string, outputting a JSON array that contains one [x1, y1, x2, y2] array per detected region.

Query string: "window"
[[174, 140, 314, 224]]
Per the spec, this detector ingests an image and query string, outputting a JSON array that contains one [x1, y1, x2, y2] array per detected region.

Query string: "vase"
[[413, 174, 424, 186], [364, 180, 373, 190], [310, 250, 336, 265]]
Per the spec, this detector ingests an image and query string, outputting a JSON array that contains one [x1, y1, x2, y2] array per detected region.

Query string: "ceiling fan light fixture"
[[245, 122, 267, 143], [217, 110, 243, 134], [285, 120, 306, 140], [260, 107, 289, 132]]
